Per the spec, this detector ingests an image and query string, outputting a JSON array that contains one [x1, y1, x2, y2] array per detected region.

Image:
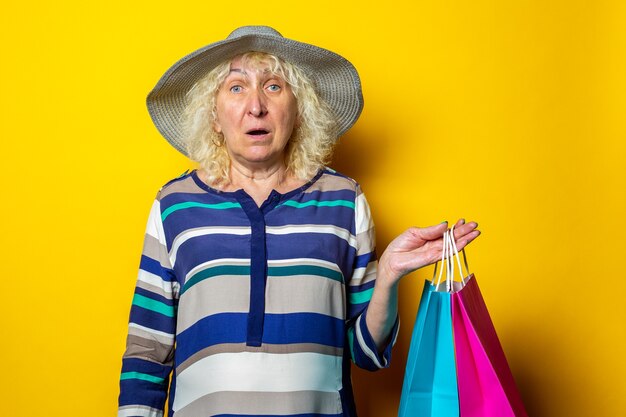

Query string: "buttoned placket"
[[234, 189, 283, 346]]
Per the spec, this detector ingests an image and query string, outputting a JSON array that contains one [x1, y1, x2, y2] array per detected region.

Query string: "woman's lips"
[[246, 129, 271, 140], [247, 129, 269, 135]]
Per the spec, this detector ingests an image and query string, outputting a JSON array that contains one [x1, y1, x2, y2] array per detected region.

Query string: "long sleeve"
[[118, 198, 179, 417], [345, 186, 399, 371]]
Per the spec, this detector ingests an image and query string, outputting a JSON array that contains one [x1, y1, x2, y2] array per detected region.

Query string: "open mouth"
[[247, 129, 269, 136]]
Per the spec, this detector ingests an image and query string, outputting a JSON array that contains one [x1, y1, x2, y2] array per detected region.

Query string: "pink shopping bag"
[[452, 274, 528, 417]]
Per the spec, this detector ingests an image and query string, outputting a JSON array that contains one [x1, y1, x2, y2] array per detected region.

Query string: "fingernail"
[[441, 220, 448, 224]]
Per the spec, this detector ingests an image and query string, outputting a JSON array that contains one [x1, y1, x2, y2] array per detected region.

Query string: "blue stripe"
[[214, 414, 343, 417], [354, 251, 376, 269], [175, 313, 248, 364], [128, 305, 176, 334], [139, 255, 175, 282], [293, 188, 356, 202], [347, 279, 376, 294], [175, 313, 345, 365], [265, 208, 355, 230], [266, 234, 357, 279], [119, 358, 171, 407], [263, 313, 344, 346], [173, 234, 251, 268]]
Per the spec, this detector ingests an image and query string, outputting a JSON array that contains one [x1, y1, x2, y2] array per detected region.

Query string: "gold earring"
[[212, 135, 223, 147]]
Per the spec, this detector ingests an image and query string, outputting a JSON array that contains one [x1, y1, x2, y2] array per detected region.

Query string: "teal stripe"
[[162, 201, 242, 221], [120, 371, 166, 385], [347, 327, 356, 362], [279, 199, 355, 209], [268, 265, 344, 283], [182, 265, 251, 294], [349, 287, 375, 305], [132, 293, 175, 317]]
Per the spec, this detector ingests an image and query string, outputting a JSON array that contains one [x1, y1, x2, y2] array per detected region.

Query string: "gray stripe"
[[303, 173, 356, 194], [158, 176, 206, 199], [123, 334, 174, 364], [266, 275, 345, 319], [141, 234, 169, 262], [178, 274, 346, 333], [174, 390, 342, 416], [177, 275, 250, 332], [356, 227, 376, 255], [127, 324, 174, 345], [177, 343, 343, 374], [118, 405, 163, 417], [135, 278, 173, 300]]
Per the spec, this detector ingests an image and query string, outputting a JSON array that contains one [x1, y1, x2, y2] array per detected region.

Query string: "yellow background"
[[2, 0, 625, 416]]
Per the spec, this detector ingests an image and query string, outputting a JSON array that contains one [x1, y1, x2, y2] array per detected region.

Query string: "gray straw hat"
[[147, 25, 364, 156]]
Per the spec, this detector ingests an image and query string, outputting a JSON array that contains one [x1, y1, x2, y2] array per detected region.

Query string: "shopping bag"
[[398, 227, 528, 417], [452, 275, 528, 417], [398, 233, 460, 417]]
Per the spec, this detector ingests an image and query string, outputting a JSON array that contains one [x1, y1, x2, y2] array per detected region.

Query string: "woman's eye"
[[267, 84, 281, 92], [230, 85, 243, 93]]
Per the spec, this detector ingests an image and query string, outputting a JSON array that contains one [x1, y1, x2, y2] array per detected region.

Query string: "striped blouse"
[[118, 168, 399, 417]]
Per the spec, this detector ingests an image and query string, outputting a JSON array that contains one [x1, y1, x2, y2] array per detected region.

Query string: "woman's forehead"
[[231, 55, 268, 70], [228, 54, 284, 77]]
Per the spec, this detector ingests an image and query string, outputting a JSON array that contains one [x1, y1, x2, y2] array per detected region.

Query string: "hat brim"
[[147, 28, 364, 156]]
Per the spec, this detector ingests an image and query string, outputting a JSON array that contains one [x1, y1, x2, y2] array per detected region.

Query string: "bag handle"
[[432, 226, 472, 290], [449, 225, 471, 285], [432, 230, 450, 288]]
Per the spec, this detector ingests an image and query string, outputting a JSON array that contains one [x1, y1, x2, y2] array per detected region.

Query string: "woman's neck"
[[201, 159, 302, 207], [229, 161, 287, 186]]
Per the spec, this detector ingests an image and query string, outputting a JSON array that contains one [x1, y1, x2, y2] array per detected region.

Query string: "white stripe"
[[118, 405, 163, 417], [354, 193, 374, 235], [266, 224, 357, 248], [268, 257, 342, 271], [170, 227, 251, 266], [128, 322, 175, 342], [145, 200, 175, 272], [392, 318, 400, 346], [137, 269, 175, 294], [355, 315, 385, 368], [172, 352, 342, 411], [144, 200, 162, 241], [349, 261, 377, 286], [185, 258, 251, 282], [350, 266, 366, 281]]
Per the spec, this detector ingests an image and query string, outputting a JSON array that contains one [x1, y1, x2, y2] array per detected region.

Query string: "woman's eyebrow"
[[228, 68, 247, 76]]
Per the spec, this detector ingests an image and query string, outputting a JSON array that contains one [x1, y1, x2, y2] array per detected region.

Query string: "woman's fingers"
[[414, 221, 449, 242], [442, 219, 480, 251], [452, 220, 478, 239]]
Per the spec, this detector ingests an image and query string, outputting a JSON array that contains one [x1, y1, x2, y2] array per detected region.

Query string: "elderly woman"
[[118, 26, 479, 417]]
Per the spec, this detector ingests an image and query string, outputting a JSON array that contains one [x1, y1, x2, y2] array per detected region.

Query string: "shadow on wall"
[[330, 123, 539, 417], [331, 122, 387, 186], [332, 122, 409, 417]]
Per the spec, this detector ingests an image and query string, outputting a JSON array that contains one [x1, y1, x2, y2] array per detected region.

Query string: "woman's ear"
[[213, 119, 222, 133]]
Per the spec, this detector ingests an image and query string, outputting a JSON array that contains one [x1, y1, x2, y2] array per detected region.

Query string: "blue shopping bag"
[[398, 279, 460, 417]]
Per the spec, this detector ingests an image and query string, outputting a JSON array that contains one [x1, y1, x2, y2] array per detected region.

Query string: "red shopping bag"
[[452, 274, 528, 417]]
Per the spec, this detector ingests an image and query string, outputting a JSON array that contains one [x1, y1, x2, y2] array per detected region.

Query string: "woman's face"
[[214, 56, 298, 168]]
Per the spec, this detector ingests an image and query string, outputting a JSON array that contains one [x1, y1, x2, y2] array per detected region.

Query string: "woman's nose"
[[247, 89, 268, 117]]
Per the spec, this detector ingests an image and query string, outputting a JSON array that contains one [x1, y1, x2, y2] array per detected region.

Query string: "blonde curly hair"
[[181, 52, 338, 186]]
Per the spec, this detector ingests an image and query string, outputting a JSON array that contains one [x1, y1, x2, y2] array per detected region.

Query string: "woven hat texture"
[[147, 26, 363, 155]]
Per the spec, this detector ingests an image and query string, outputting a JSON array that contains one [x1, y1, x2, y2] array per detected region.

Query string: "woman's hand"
[[377, 219, 480, 288]]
